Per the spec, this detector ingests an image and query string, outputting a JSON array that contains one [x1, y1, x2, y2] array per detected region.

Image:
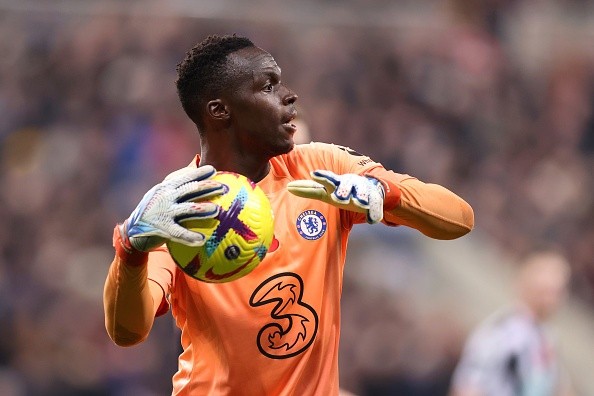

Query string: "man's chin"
[[272, 139, 295, 156], [285, 139, 295, 152]]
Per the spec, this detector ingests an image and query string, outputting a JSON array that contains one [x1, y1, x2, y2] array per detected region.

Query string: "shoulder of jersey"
[[289, 141, 348, 159], [293, 141, 334, 152]]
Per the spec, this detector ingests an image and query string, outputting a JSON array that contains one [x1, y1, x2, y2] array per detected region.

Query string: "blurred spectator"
[[450, 251, 573, 396]]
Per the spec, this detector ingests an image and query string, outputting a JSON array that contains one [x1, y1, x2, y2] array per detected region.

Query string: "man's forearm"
[[103, 255, 157, 346], [385, 178, 474, 239]]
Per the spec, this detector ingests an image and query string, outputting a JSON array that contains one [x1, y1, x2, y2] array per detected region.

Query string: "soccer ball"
[[167, 172, 274, 283]]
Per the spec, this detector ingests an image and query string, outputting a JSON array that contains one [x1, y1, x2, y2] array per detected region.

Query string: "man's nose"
[[282, 85, 298, 105]]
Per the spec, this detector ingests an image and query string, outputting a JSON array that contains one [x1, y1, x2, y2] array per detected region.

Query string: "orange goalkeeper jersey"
[[147, 142, 411, 395]]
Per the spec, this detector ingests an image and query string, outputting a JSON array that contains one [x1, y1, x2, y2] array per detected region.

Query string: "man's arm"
[[103, 244, 163, 346], [361, 167, 473, 239], [284, 143, 473, 238], [449, 330, 495, 396], [103, 165, 224, 346], [287, 167, 474, 239], [384, 176, 474, 240]]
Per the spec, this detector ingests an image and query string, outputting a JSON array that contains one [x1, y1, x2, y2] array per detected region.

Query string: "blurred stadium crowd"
[[0, 0, 593, 395]]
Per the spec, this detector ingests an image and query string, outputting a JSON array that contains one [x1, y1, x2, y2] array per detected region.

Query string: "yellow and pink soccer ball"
[[167, 172, 274, 283]]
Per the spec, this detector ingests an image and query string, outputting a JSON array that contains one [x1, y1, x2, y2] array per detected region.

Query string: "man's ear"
[[207, 99, 230, 121]]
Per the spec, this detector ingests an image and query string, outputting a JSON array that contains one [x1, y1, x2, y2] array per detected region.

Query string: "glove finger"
[[367, 186, 384, 224], [127, 221, 166, 239], [311, 170, 340, 195], [128, 228, 168, 251], [332, 177, 357, 203], [132, 221, 207, 247], [164, 165, 217, 187], [130, 184, 161, 220], [173, 202, 220, 222], [366, 192, 384, 224], [287, 180, 329, 200], [351, 182, 370, 208], [176, 180, 226, 202], [167, 225, 207, 247]]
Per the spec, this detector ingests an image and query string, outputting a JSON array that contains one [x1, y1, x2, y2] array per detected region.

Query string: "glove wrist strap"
[[113, 224, 149, 267], [378, 178, 401, 211]]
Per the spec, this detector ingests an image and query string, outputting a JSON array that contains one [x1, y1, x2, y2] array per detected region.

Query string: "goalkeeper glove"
[[118, 165, 225, 253], [287, 170, 385, 224]]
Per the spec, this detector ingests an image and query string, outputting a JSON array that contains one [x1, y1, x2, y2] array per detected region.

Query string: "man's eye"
[[263, 83, 273, 92]]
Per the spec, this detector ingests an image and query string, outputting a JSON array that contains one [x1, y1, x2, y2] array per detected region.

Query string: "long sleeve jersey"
[[105, 142, 474, 395]]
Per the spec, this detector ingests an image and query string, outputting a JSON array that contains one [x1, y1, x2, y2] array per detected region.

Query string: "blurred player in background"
[[103, 34, 474, 395], [450, 251, 574, 396]]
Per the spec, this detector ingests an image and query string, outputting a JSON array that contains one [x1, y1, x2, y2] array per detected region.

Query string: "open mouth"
[[281, 111, 297, 132], [282, 122, 297, 133]]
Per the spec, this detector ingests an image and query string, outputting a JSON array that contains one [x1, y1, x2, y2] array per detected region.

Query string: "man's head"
[[175, 34, 255, 130], [176, 34, 298, 161], [517, 251, 571, 321]]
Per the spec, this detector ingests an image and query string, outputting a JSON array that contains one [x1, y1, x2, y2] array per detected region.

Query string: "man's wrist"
[[113, 224, 148, 267], [377, 178, 401, 211]]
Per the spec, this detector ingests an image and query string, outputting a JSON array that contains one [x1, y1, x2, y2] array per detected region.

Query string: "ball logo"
[[296, 210, 327, 240], [224, 245, 240, 260]]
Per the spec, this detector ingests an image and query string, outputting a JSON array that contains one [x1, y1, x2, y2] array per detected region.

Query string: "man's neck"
[[198, 146, 271, 183]]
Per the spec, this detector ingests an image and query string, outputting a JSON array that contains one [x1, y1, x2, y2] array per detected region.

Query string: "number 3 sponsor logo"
[[249, 272, 319, 359]]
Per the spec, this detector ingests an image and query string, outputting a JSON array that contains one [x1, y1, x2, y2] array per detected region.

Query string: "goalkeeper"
[[103, 34, 474, 395]]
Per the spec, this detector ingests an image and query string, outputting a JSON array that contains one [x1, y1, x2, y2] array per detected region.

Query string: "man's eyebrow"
[[264, 69, 281, 79], [254, 68, 281, 83]]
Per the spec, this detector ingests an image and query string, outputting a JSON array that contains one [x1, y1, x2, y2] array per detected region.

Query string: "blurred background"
[[1, 0, 593, 395]]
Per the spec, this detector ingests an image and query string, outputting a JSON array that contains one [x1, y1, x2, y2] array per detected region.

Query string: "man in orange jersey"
[[103, 35, 474, 395]]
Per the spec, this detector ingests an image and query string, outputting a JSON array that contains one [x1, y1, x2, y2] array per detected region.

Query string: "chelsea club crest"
[[296, 210, 327, 240]]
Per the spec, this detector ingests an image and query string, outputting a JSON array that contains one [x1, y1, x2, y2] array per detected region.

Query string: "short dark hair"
[[175, 34, 255, 130]]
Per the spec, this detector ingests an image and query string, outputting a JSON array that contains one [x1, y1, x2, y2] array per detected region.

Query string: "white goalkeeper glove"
[[287, 170, 385, 224], [119, 165, 225, 252]]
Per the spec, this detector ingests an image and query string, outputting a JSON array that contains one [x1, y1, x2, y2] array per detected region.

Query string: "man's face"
[[529, 269, 568, 320], [224, 46, 298, 159], [519, 254, 570, 321]]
